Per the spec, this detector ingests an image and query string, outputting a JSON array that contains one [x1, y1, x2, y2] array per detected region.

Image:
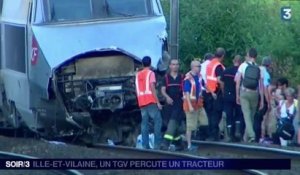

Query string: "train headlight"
[[96, 85, 122, 91]]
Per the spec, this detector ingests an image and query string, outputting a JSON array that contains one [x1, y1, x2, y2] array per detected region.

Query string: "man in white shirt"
[[200, 53, 214, 85], [235, 48, 264, 143], [200, 53, 214, 139]]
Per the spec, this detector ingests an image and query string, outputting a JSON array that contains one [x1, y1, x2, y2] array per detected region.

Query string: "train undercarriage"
[[54, 51, 144, 145]]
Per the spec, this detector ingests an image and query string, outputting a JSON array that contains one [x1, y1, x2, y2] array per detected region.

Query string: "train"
[[0, 0, 169, 145]]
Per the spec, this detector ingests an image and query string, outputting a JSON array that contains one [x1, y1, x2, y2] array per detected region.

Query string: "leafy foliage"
[[161, 0, 300, 86]]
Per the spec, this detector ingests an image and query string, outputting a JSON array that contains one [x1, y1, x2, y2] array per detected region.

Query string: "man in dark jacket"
[[161, 59, 185, 150], [221, 55, 244, 142]]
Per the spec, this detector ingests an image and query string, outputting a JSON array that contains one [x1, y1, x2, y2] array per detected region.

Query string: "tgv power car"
[[0, 0, 169, 144]]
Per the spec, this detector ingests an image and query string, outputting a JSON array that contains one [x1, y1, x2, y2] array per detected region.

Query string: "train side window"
[[151, 0, 161, 15], [3, 24, 26, 73], [34, 0, 44, 24], [50, 0, 92, 22], [106, 0, 149, 17], [0, 0, 3, 15]]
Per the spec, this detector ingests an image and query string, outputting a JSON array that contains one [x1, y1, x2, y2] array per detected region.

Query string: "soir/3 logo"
[[281, 7, 292, 21], [5, 161, 30, 168]]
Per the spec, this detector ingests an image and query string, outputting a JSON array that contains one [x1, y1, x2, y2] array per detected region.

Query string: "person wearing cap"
[[255, 56, 272, 143], [221, 55, 244, 142], [135, 56, 162, 149]]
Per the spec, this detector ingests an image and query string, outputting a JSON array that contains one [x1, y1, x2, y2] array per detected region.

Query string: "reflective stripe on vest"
[[182, 73, 204, 112], [190, 79, 197, 100], [135, 69, 156, 107], [165, 74, 184, 90], [136, 70, 153, 96], [183, 73, 202, 100], [206, 58, 225, 92]]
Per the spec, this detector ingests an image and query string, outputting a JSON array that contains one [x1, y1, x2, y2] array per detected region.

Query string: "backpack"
[[276, 100, 297, 140], [242, 62, 260, 90], [276, 118, 295, 140]]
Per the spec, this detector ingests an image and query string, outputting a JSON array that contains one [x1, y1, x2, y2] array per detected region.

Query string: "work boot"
[[225, 126, 234, 142], [160, 139, 171, 151], [203, 125, 210, 141], [191, 130, 198, 140], [173, 137, 184, 151], [235, 122, 242, 142], [197, 126, 206, 141]]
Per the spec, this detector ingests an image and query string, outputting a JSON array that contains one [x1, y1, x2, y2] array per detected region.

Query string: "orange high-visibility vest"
[[182, 73, 203, 112], [206, 58, 225, 93], [135, 68, 157, 107]]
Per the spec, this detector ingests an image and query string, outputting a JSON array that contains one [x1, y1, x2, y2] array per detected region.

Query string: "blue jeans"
[[140, 103, 162, 149]]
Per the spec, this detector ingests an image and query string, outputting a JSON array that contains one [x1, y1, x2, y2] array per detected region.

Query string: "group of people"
[[135, 47, 300, 151]]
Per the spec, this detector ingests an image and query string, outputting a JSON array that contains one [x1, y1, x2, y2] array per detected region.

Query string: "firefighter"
[[161, 59, 185, 151], [135, 56, 162, 149], [221, 55, 243, 142], [206, 48, 226, 141], [183, 60, 208, 151]]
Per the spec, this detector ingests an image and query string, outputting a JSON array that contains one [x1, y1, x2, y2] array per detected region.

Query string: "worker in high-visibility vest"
[[183, 60, 208, 151], [135, 56, 162, 149], [206, 48, 226, 141]]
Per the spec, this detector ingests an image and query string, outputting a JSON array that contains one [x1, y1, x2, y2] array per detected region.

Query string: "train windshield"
[[35, 0, 154, 23]]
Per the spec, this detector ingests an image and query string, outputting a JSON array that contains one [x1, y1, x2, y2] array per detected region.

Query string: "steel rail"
[[90, 143, 266, 175], [191, 140, 300, 160]]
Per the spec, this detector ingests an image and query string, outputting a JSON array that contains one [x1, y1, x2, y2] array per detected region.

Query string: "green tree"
[[161, 0, 300, 85]]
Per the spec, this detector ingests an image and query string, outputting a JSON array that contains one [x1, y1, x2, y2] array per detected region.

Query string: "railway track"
[[191, 140, 300, 161], [0, 128, 293, 174], [89, 143, 266, 175], [189, 140, 300, 174], [0, 151, 82, 175]]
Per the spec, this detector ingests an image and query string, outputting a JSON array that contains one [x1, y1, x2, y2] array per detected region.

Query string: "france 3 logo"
[[281, 7, 292, 21]]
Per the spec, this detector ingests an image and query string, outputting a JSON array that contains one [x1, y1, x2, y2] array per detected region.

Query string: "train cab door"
[[0, 0, 33, 129]]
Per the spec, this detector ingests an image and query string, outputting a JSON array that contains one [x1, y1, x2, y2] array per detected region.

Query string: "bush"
[[161, 0, 300, 86]]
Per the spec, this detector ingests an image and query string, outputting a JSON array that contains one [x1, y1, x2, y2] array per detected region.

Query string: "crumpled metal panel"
[[31, 16, 167, 72], [73, 55, 135, 80]]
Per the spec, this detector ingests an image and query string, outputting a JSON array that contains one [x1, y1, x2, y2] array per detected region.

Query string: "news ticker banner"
[[2, 159, 290, 170]]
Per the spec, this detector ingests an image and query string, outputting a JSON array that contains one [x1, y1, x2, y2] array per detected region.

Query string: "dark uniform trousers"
[[206, 90, 223, 140], [163, 100, 185, 143], [223, 99, 245, 138], [254, 96, 268, 142]]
